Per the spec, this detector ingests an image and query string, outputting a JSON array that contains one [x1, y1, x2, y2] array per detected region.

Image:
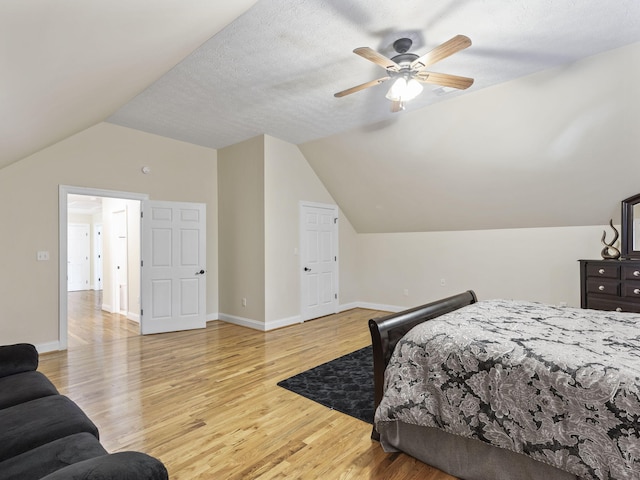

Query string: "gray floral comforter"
[[374, 300, 640, 480]]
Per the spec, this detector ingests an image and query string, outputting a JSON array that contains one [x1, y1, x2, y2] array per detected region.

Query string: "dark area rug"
[[277, 345, 374, 424]]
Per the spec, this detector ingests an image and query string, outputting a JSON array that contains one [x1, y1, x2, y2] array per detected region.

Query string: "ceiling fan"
[[334, 34, 474, 112]]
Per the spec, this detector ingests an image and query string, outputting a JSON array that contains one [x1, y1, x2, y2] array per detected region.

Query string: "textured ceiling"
[[108, 0, 640, 150], [4, 1, 640, 233], [105, 0, 640, 233]]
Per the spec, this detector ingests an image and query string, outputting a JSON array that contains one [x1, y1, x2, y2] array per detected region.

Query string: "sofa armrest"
[[40, 452, 169, 480], [0, 344, 38, 378]]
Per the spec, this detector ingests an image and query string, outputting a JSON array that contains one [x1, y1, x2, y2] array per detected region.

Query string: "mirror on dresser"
[[622, 193, 640, 259]]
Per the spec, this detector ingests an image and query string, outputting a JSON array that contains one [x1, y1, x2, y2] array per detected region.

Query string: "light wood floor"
[[67, 290, 139, 348], [40, 293, 457, 479]]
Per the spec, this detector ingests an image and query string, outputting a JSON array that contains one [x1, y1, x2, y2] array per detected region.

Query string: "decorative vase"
[[601, 219, 621, 260]]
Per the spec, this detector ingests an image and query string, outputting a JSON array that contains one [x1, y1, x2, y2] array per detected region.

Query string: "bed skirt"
[[378, 420, 578, 480]]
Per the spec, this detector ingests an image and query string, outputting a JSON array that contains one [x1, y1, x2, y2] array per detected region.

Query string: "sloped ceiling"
[[4, 1, 640, 233], [108, 0, 640, 150], [0, 1, 258, 169], [300, 42, 640, 232], [106, 0, 640, 232]]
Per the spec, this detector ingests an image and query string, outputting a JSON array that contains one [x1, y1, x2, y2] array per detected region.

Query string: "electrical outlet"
[[403, 289, 409, 296], [440, 278, 446, 287], [242, 297, 247, 307], [37, 251, 50, 261]]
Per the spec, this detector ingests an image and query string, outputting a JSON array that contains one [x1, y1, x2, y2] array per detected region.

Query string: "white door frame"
[[299, 201, 339, 321], [93, 223, 103, 291], [112, 209, 128, 315], [58, 185, 149, 350]]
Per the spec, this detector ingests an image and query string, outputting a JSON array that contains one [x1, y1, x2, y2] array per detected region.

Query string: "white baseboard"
[[217, 313, 302, 331], [35, 341, 61, 353], [127, 312, 140, 323], [102, 303, 112, 313], [217, 304, 403, 332], [338, 302, 359, 312], [349, 302, 404, 313]]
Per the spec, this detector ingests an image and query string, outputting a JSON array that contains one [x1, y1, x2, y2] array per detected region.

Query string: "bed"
[[368, 291, 640, 480]]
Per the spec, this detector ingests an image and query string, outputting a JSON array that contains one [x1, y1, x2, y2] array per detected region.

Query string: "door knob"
[[196, 269, 205, 275], [304, 267, 311, 272]]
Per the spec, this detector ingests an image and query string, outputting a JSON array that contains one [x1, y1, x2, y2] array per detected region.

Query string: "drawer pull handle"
[[634, 271, 640, 277], [635, 289, 640, 295], [598, 268, 605, 274], [616, 307, 623, 312], [598, 285, 605, 291]]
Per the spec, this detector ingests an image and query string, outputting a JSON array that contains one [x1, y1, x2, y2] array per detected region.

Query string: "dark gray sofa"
[[0, 343, 168, 480]]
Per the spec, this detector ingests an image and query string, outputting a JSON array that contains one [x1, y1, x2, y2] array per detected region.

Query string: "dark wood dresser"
[[579, 259, 640, 313]]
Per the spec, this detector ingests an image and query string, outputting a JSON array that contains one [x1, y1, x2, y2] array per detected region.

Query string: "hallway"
[[67, 290, 138, 348]]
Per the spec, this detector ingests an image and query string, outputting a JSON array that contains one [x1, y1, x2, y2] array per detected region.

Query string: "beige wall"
[[218, 134, 360, 328], [0, 109, 619, 348], [0, 122, 218, 349], [264, 135, 345, 324], [217, 136, 266, 321], [355, 225, 607, 310], [300, 43, 640, 234]]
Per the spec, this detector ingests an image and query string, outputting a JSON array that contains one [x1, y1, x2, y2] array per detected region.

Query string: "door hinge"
[[140, 211, 143, 218], [334, 218, 338, 224], [140, 309, 143, 316], [334, 256, 337, 261], [140, 260, 143, 267], [334, 293, 338, 299]]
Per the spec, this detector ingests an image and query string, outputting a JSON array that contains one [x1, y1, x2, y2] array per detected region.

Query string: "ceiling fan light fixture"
[[385, 77, 423, 102]]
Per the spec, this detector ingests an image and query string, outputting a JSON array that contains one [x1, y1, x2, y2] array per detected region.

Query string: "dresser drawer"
[[622, 265, 640, 280], [586, 278, 619, 296], [587, 297, 640, 314], [622, 281, 640, 301], [586, 263, 620, 278]]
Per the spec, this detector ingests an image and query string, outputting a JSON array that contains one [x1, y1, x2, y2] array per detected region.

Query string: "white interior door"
[[141, 200, 206, 334], [67, 224, 90, 291], [300, 203, 338, 321]]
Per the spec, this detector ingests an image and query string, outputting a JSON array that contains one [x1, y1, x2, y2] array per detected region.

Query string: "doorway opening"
[[59, 186, 148, 350]]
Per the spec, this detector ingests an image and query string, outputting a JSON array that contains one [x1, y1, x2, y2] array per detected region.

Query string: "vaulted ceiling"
[[3, 1, 640, 232], [0, 1, 258, 169]]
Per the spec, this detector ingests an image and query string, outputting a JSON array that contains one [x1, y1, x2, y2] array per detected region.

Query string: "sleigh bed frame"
[[368, 291, 579, 480]]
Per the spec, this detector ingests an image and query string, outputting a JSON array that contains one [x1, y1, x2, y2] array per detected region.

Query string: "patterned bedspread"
[[374, 300, 640, 480]]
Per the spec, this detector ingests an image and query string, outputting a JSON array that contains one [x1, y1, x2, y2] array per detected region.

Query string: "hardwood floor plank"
[[39, 292, 458, 479]]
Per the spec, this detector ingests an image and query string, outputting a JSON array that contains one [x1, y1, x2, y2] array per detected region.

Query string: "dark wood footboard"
[[368, 290, 477, 439]]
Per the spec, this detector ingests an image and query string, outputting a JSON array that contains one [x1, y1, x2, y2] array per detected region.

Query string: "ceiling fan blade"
[[415, 71, 474, 90], [353, 47, 399, 72], [410, 34, 472, 70], [334, 77, 390, 98]]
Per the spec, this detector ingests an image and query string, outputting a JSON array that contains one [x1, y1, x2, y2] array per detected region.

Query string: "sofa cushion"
[[39, 451, 169, 480], [0, 370, 59, 410], [0, 432, 107, 480], [0, 343, 38, 378], [0, 395, 99, 462]]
